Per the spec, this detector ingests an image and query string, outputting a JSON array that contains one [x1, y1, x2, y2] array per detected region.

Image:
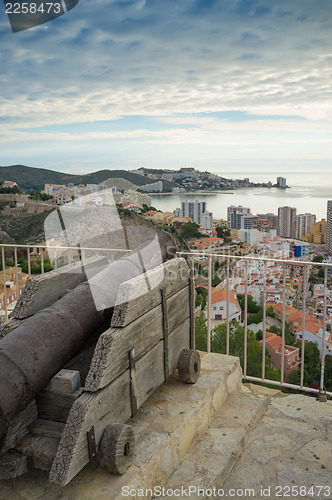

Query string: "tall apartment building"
[[174, 200, 213, 229], [302, 219, 326, 244], [278, 206, 297, 238], [257, 213, 278, 227], [227, 205, 250, 229], [277, 177, 287, 188], [295, 213, 315, 240], [326, 201, 332, 254]]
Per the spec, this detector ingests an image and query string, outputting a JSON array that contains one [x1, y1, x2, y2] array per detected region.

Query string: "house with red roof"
[[204, 289, 241, 322], [260, 332, 301, 373], [192, 237, 223, 253]]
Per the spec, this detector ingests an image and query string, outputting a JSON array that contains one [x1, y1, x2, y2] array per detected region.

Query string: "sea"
[[150, 172, 332, 222]]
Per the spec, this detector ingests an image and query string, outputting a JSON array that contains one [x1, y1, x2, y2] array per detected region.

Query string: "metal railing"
[[0, 243, 130, 322], [178, 250, 332, 398], [1, 242, 331, 397]]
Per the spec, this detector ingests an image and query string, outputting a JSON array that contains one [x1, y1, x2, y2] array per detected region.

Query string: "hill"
[[0, 165, 176, 192]]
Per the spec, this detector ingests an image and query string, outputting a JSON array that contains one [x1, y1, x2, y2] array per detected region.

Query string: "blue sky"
[[0, 0, 331, 174]]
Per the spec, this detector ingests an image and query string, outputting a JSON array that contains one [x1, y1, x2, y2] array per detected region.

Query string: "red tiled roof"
[[211, 289, 238, 306]]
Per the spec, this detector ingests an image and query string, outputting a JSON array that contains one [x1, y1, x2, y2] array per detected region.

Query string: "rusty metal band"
[[87, 426, 97, 462], [129, 349, 138, 416]]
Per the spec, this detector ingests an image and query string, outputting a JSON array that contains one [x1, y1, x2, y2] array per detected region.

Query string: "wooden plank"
[[0, 400, 38, 455], [64, 343, 99, 384], [45, 369, 81, 394], [84, 285, 190, 391], [36, 388, 83, 423], [50, 318, 190, 486], [13, 255, 109, 319], [29, 419, 65, 439], [111, 258, 189, 327], [16, 434, 59, 471], [0, 451, 28, 479]]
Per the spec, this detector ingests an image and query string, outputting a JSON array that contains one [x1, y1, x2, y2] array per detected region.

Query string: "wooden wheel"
[[99, 423, 135, 474], [177, 349, 201, 384]]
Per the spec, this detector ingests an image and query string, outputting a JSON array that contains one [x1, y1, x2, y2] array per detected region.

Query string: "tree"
[[211, 274, 221, 287], [142, 204, 158, 212], [195, 315, 207, 351], [180, 222, 202, 240], [324, 355, 332, 392], [312, 255, 324, 263], [294, 341, 321, 384], [216, 225, 231, 241], [211, 322, 280, 379]]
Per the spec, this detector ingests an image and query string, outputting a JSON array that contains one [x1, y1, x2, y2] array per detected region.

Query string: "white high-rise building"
[[278, 206, 297, 238], [295, 213, 315, 240], [174, 200, 213, 228], [326, 201, 332, 254], [227, 205, 250, 229], [277, 177, 287, 188]]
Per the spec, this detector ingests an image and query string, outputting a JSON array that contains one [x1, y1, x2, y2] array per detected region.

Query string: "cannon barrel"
[[0, 231, 176, 445]]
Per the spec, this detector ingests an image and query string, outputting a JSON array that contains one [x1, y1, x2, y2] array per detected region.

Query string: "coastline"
[[150, 190, 235, 196]]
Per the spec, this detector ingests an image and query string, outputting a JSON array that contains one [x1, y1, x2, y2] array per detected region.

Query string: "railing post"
[[244, 259, 248, 377], [27, 247, 31, 277], [207, 255, 212, 354], [14, 246, 19, 301], [189, 258, 195, 349], [1, 247, 8, 322], [320, 266, 327, 391], [281, 262, 286, 385], [226, 253, 230, 356], [41, 248, 45, 274], [262, 260, 267, 380], [300, 265, 307, 389]]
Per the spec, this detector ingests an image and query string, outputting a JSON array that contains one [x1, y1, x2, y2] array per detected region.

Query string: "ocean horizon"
[[150, 172, 332, 222]]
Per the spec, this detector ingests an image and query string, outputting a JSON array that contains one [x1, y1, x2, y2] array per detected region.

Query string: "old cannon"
[[0, 230, 200, 485]]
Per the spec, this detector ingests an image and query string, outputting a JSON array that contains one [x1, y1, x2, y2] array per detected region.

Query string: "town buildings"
[[227, 205, 251, 229], [278, 206, 297, 238], [301, 219, 326, 244], [0, 267, 29, 317], [295, 213, 315, 240], [174, 200, 213, 230], [259, 332, 300, 373], [204, 289, 241, 322]]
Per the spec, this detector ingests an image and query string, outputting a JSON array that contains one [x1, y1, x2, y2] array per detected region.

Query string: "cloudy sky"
[[0, 0, 331, 174]]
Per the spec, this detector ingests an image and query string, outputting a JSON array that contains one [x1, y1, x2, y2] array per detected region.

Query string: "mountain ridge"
[[0, 165, 176, 192]]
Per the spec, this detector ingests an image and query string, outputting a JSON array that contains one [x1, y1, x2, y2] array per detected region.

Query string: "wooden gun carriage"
[[0, 253, 199, 486]]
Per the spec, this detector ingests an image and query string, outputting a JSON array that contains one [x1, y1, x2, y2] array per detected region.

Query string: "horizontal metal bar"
[[176, 250, 330, 267], [0, 243, 130, 253], [244, 375, 332, 397]]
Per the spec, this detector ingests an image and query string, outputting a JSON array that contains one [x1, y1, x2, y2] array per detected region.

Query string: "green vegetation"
[[28, 190, 53, 201], [195, 314, 331, 393], [180, 221, 202, 240], [215, 225, 231, 242], [142, 204, 158, 212], [312, 255, 324, 263], [195, 316, 280, 380], [0, 185, 20, 194], [195, 286, 208, 311], [286, 341, 331, 393], [266, 324, 296, 347]]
